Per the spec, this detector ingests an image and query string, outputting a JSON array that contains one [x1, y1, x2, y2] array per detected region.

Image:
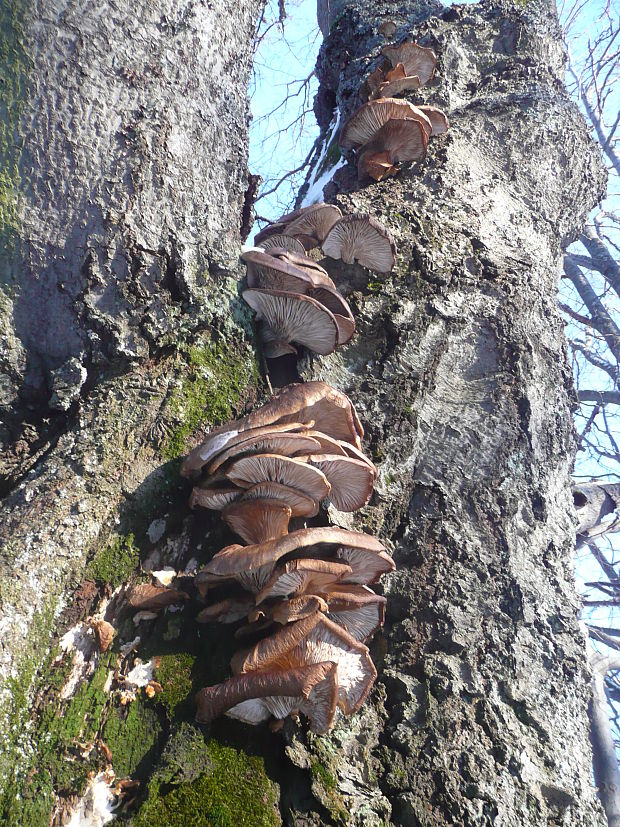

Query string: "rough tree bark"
[[0, 0, 611, 824]]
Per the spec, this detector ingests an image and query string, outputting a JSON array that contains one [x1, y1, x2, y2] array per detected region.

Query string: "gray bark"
[[282, 0, 609, 824], [590, 653, 620, 827]]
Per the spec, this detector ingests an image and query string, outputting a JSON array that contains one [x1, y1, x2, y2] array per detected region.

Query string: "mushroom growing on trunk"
[[322, 214, 397, 273]]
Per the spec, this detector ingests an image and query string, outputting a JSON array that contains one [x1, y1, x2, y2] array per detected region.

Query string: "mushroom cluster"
[[243, 204, 396, 356], [340, 40, 449, 182], [184, 381, 395, 733]]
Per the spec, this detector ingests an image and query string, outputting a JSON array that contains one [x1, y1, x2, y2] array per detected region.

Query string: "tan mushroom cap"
[[183, 420, 313, 479], [232, 613, 377, 714], [357, 151, 398, 181], [195, 661, 339, 734], [371, 74, 422, 100], [307, 454, 375, 512], [258, 234, 306, 255], [255, 559, 353, 605], [250, 594, 329, 625], [340, 98, 431, 149], [381, 41, 437, 86], [205, 527, 384, 581], [225, 453, 331, 502], [417, 105, 449, 136], [357, 118, 428, 181], [366, 66, 387, 97], [190, 485, 240, 511], [304, 430, 348, 456], [222, 499, 292, 545], [240, 481, 319, 518], [126, 584, 188, 611], [336, 545, 395, 584], [207, 431, 322, 474], [181, 381, 364, 478], [243, 288, 339, 356], [196, 596, 255, 624], [262, 334, 298, 359], [255, 203, 342, 250], [321, 588, 387, 641], [242, 250, 317, 293], [322, 214, 396, 274], [270, 251, 335, 288]]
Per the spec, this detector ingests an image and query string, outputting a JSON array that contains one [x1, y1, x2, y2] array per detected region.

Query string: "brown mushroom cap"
[[196, 596, 255, 624], [304, 431, 348, 456], [181, 381, 364, 478], [195, 661, 339, 734], [336, 545, 395, 584], [370, 74, 422, 100], [262, 333, 299, 359], [338, 440, 378, 475], [322, 214, 396, 273], [366, 66, 387, 97], [417, 105, 449, 136], [258, 234, 306, 255], [190, 485, 241, 511], [126, 584, 188, 611], [207, 431, 322, 474], [321, 588, 387, 641], [242, 250, 317, 293], [307, 454, 375, 512], [222, 499, 292, 545], [357, 151, 398, 181], [232, 613, 377, 714], [270, 251, 335, 288], [255, 559, 353, 605], [243, 288, 339, 356], [255, 203, 342, 250], [205, 527, 384, 583], [225, 453, 331, 502], [250, 594, 329, 625], [381, 41, 437, 86], [340, 98, 431, 149], [357, 118, 427, 181], [239, 481, 319, 518]]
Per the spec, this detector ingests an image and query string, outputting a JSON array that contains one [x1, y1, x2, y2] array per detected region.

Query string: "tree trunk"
[[0, 0, 262, 801], [0, 0, 611, 824], [284, 0, 608, 824]]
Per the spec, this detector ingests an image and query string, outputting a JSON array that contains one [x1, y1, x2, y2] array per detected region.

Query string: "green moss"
[[310, 759, 337, 791], [0, 0, 31, 266], [103, 700, 163, 778], [85, 532, 140, 587], [162, 340, 259, 461], [154, 652, 196, 718], [133, 738, 281, 827], [0, 651, 116, 826]]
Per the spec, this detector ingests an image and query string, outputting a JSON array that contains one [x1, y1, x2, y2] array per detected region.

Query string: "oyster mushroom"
[[340, 98, 431, 149], [257, 234, 306, 255], [381, 41, 437, 86], [322, 214, 396, 273], [222, 498, 292, 545], [357, 118, 428, 181], [242, 288, 339, 356], [225, 453, 332, 502], [417, 105, 449, 135], [195, 661, 339, 734], [307, 453, 376, 511], [207, 431, 322, 474], [231, 613, 377, 714], [255, 559, 353, 604], [239, 481, 319, 518], [255, 203, 342, 250]]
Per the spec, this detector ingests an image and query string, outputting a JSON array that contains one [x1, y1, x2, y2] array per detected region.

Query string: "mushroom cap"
[[242, 249, 318, 293], [222, 499, 292, 545], [250, 594, 329, 625], [303, 430, 348, 456], [357, 118, 427, 180], [243, 288, 339, 356], [336, 545, 395, 584], [255, 559, 353, 605], [196, 596, 255, 624], [190, 485, 241, 511], [281, 203, 343, 249], [306, 286, 355, 345], [232, 613, 377, 714], [417, 105, 449, 136], [225, 453, 331, 502], [258, 234, 307, 255], [182, 381, 364, 478], [307, 454, 375, 512], [321, 588, 387, 641], [255, 203, 342, 250], [207, 431, 322, 474], [340, 98, 431, 149], [195, 661, 339, 734], [322, 214, 396, 273], [370, 74, 422, 100], [381, 41, 437, 85], [357, 151, 398, 182], [262, 334, 299, 359], [183, 421, 312, 479], [126, 584, 188, 611], [270, 251, 335, 288], [366, 66, 387, 96], [205, 527, 385, 581], [240, 481, 319, 518]]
